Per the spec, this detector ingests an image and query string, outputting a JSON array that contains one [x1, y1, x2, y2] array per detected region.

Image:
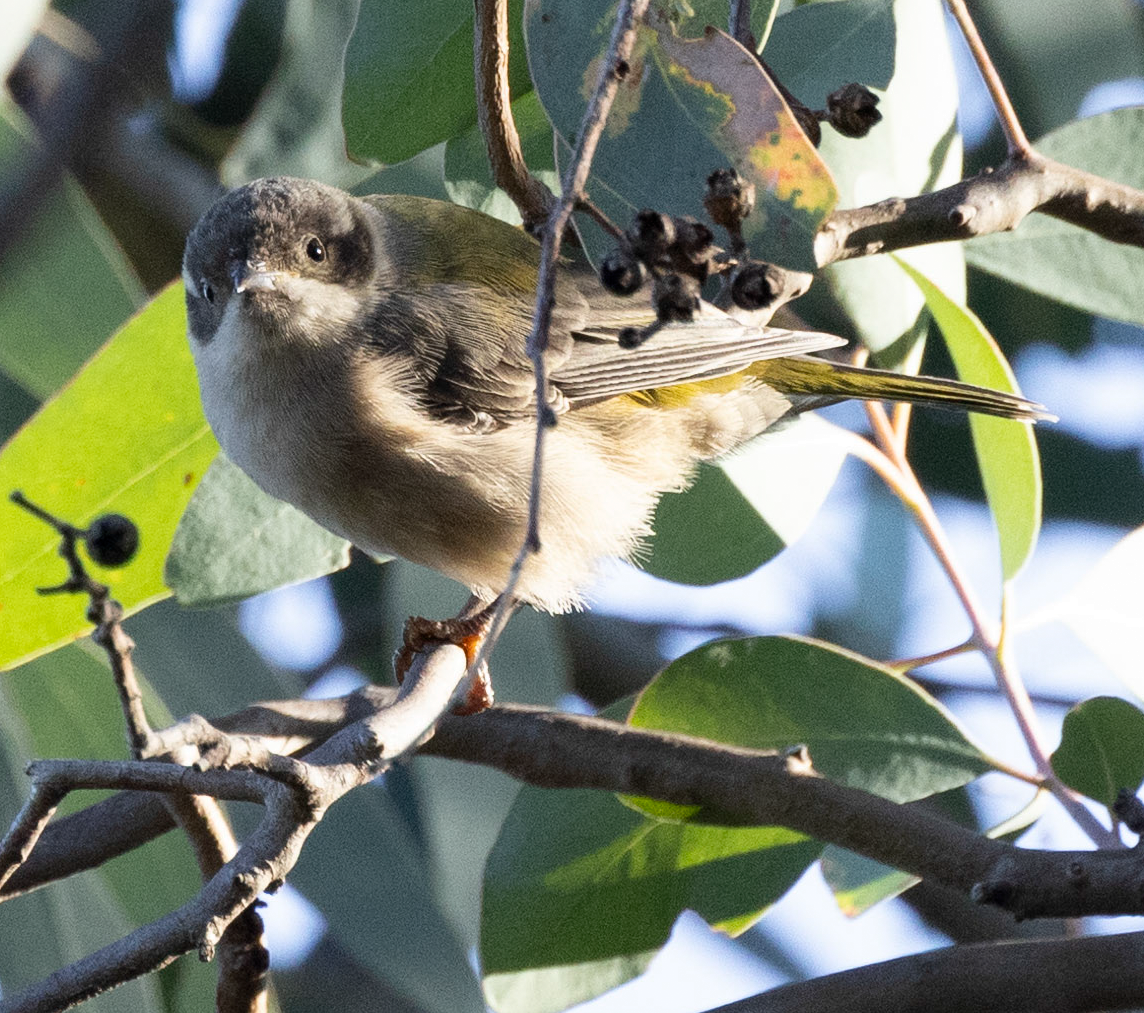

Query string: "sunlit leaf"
[[897, 258, 1042, 581], [481, 782, 819, 1012], [344, 0, 530, 165], [0, 285, 215, 672], [1051, 696, 1144, 808], [967, 107, 1144, 327], [526, 0, 837, 271]]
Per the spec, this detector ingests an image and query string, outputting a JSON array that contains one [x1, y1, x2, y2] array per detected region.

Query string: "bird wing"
[[555, 305, 845, 404], [359, 195, 844, 424]]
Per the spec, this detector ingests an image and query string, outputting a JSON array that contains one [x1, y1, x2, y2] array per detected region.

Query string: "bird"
[[183, 176, 1048, 704]]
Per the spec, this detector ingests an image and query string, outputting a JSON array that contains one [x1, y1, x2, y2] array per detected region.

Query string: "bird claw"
[[394, 609, 496, 714]]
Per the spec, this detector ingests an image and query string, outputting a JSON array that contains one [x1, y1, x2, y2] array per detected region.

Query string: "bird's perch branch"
[[8, 694, 1144, 923]]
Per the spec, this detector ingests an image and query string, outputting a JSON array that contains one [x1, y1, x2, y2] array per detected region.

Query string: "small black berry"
[[704, 168, 756, 230], [826, 83, 882, 138], [85, 514, 140, 568]]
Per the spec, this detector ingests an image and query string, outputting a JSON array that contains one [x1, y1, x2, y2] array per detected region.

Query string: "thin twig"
[[944, 0, 1032, 158], [473, 0, 650, 670], [729, 0, 756, 50], [887, 639, 977, 673], [841, 433, 1116, 846]]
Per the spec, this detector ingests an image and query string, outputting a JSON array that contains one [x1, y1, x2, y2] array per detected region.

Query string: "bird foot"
[[394, 608, 496, 715]]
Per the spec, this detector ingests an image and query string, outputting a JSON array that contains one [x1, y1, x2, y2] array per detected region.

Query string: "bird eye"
[[304, 237, 326, 263], [200, 279, 215, 304]]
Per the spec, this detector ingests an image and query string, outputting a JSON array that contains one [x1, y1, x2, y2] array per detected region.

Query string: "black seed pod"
[[599, 247, 648, 296], [704, 168, 756, 230], [730, 261, 783, 311], [653, 274, 700, 323], [827, 83, 882, 138], [626, 209, 676, 262]]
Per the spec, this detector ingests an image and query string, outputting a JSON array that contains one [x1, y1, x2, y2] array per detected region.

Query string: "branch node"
[[1066, 860, 1089, 887], [949, 203, 976, 227], [971, 878, 1016, 907]]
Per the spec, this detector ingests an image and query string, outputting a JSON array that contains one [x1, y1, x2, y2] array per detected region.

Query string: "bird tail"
[[751, 355, 1055, 422]]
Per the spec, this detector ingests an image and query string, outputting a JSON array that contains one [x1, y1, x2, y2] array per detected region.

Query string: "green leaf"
[[526, 1, 837, 272], [480, 782, 819, 1011], [644, 415, 849, 585], [344, 0, 530, 165], [766, 0, 965, 352], [629, 635, 992, 808], [1051, 697, 1144, 808], [0, 285, 216, 672], [165, 455, 352, 607], [897, 257, 1043, 581], [223, 0, 366, 187], [966, 107, 1144, 327], [1040, 526, 1144, 695], [644, 464, 782, 586], [763, 0, 896, 96], [0, 102, 144, 399]]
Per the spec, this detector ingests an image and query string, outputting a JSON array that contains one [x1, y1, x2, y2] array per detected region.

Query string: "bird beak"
[[232, 260, 280, 294]]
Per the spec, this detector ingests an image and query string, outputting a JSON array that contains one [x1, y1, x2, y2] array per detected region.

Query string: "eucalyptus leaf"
[[481, 782, 819, 1012], [1051, 696, 1144, 808], [526, 0, 838, 272], [0, 101, 144, 399], [967, 107, 1144, 327], [628, 635, 993, 809], [644, 415, 849, 586], [0, 285, 215, 672], [897, 257, 1042, 581]]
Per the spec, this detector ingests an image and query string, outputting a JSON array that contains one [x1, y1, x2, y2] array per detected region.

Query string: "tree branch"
[[473, 0, 555, 231], [815, 153, 1144, 267], [9, 696, 1144, 928], [711, 929, 1144, 1013]]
